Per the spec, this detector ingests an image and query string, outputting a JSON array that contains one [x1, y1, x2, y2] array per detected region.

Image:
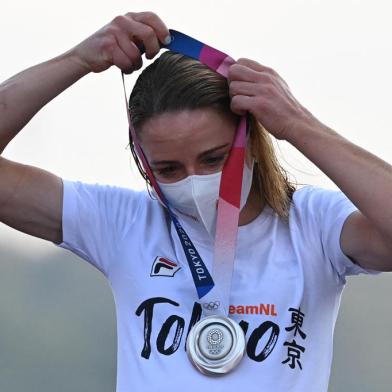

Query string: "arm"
[[0, 52, 89, 154], [0, 52, 90, 244], [0, 11, 170, 245], [228, 58, 392, 271], [286, 120, 392, 272]]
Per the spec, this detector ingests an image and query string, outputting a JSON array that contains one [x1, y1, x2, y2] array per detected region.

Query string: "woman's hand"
[[71, 11, 170, 74], [228, 58, 317, 141]]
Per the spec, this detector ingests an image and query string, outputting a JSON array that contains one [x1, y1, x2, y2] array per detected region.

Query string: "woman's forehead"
[[139, 108, 237, 159]]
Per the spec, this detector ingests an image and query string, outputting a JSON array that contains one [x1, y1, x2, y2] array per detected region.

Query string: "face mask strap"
[[121, 72, 169, 205], [129, 134, 151, 185]]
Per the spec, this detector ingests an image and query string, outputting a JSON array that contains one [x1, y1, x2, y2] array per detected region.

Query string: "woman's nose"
[[184, 166, 197, 177]]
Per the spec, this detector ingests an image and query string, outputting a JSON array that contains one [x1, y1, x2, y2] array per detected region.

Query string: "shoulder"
[[61, 178, 162, 220], [289, 184, 357, 235], [62, 178, 149, 201], [292, 184, 343, 204], [60, 179, 168, 241], [291, 185, 353, 214], [288, 184, 358, 254]]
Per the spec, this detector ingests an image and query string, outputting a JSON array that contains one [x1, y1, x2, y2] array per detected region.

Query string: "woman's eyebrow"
[[150, 159, 179, 166], [197, 143, 230, 158], [150, 144, 230, 166]]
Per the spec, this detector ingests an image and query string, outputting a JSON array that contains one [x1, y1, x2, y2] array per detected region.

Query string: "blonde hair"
[[249, 115, 296, 221], [128, 51, 296, 220]]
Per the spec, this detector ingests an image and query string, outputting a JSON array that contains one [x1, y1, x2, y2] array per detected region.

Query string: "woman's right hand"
[[72, 11, 171, 74]]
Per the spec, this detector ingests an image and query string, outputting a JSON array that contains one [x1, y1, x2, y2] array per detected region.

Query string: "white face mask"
[[156, 159, 255, 238]]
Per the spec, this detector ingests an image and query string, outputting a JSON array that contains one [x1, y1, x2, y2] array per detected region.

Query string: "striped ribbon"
[[122, 29, 248, 315]]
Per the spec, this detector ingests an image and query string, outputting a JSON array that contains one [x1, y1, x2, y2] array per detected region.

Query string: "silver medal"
[[186, 315, 246, 376]]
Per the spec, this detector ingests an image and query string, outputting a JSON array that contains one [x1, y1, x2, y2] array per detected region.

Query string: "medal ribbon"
[[122, 30, 248, 315]]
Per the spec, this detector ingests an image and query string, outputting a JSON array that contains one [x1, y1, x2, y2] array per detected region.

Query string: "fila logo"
[[150, 257, 181, 277]]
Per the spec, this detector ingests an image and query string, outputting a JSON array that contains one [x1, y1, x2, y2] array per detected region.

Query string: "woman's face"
[[139, 108, 243, 184]]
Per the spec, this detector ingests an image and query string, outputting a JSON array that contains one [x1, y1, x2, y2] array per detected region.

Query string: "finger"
[[236, 58, 291, 91], [228, 63, 264, 83], [236, 58, 276, 75], [130, 23, 161, 59], [111, 15, 161, 60], [116, 32, 143, 70], [229, 80, 262, 98], [230, 95, 253, 116], [129, 11, 171, 46], [111, 46, 134, 73]]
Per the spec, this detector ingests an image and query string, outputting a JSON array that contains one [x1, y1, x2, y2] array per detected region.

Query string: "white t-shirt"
[[53, 179, 379, 392]]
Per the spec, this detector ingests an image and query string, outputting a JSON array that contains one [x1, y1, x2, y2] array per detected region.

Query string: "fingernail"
[[164, 35, 172, 45]]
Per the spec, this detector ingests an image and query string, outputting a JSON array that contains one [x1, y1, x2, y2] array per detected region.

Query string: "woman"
[[0, 10, 390, 392]]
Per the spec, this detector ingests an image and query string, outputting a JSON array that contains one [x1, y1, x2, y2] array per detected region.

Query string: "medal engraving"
[[186, 315, 246, 376], [199, 325, 232, 360], [206, 328, 224, 357]]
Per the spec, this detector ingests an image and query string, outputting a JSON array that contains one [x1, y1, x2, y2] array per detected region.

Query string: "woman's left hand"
[[228, 58, 317, 141]]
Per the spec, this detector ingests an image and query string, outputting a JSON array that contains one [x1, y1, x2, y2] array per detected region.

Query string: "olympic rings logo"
[[203, 301, 220, 310]]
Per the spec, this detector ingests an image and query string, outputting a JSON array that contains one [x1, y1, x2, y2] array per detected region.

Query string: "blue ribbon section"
[[167, 207, 214, 298], [164, 30, 204, 61]]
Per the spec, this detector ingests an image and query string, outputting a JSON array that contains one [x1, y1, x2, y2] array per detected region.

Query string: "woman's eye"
[[204, 156, 225, 166], [156, 166, 177, 177]]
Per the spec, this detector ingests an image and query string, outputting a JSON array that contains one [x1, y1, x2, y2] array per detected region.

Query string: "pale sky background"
[[1, 0, 392, 391]]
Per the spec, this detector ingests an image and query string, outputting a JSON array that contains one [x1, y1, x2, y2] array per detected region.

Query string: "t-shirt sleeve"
[[295, 186, 381, 281], [52, 178, 143, 277]]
